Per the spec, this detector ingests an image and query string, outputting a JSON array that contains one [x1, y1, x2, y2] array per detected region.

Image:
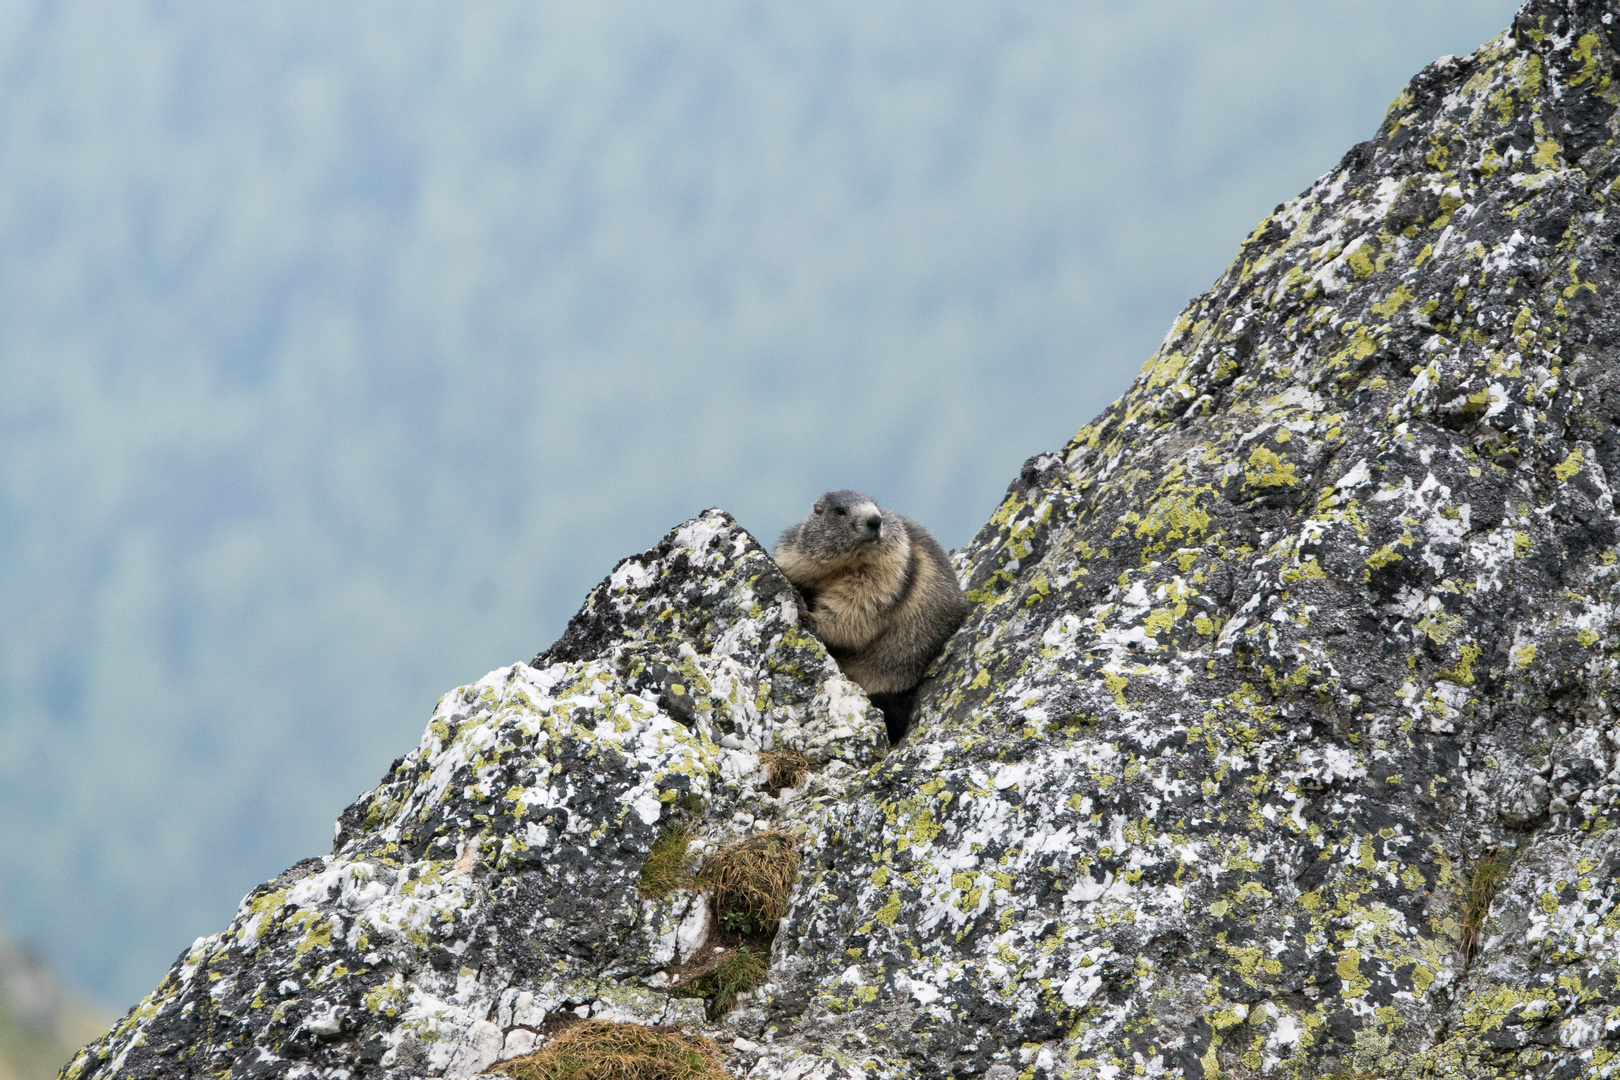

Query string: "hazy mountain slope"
[[0, 937, 104, 1080]]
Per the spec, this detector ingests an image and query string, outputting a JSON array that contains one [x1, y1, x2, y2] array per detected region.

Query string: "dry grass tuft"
[[1460, 846, 1509, 961], [638, 827, 693, 899], [697, 829, 800, 929], [758, 750, 809, 795], [494, 1019, 732, 1080]]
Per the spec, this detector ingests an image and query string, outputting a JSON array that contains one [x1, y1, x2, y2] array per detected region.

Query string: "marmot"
[[774, 490, 970, 744]]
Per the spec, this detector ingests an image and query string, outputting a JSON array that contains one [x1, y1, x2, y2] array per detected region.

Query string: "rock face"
[[64, 1, 1620, 1078]]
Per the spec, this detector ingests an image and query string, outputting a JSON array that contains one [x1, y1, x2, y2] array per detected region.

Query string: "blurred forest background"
[[0, 0, 1521, 1052]]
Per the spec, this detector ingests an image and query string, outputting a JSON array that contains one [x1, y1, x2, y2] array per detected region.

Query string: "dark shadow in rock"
[[867, 688, 918, 746]]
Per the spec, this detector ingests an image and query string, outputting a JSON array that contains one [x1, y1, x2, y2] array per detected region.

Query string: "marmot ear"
[[813, 500, 825, 514]]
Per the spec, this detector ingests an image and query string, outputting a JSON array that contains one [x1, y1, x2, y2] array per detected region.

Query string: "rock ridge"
[[65, 1, 1620, 1077]]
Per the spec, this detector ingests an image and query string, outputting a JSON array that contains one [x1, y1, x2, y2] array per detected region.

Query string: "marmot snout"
[[774, 490, 970, 742]]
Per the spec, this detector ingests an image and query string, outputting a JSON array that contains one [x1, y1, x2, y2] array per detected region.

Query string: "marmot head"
[[782, 489, 894, 561]]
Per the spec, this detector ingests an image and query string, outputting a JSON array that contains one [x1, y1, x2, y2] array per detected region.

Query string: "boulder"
[[65, 0, 1620, 1076]]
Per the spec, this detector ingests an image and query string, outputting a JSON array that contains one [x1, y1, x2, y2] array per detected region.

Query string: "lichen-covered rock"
[[63, 512, 885, 1079], [785, 1, 1620, 1075], [64, 1, 1620, 1078]]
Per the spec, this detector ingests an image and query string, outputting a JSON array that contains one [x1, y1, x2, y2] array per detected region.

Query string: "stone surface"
[[62, 513, 885, 1080], [64, 0, 1620, 1077]]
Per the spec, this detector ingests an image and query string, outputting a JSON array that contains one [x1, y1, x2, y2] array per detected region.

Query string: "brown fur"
[[774, 491, 969, 697]]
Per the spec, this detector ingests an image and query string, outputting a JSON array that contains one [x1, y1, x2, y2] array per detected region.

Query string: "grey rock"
[[64, 1, 1620, 1077]]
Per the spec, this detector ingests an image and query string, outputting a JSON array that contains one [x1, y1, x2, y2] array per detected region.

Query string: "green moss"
[[638, 828, 693, 899], [1460, 850, 1510, 962]]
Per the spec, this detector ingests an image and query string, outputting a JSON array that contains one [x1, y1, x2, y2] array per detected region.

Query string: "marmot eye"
[[834, 507, 847, 516]]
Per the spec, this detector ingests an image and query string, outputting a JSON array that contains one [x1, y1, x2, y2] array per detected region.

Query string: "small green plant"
[[709, 946, 769, 1015], [660, 830, 799, 1017], [638, 828, 693, 899], [1460, 847, 1509, 961], [494, 1019, 732, 1080], [670, 946, 771, 1018]]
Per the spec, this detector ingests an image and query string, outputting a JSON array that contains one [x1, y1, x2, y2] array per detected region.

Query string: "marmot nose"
[[865, 514, 882, 532]]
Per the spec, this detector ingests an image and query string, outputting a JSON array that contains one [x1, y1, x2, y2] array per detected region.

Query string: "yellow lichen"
[[1243, 446, 1298, 489]]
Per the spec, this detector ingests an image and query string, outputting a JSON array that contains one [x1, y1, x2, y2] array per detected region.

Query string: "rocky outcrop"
[[64, 1, 1620, 1077], [63, 513, 888, 1079]]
